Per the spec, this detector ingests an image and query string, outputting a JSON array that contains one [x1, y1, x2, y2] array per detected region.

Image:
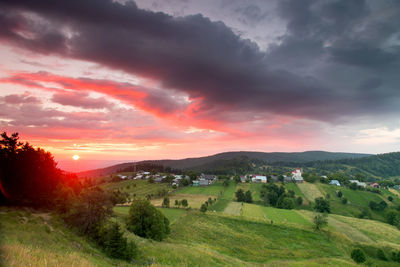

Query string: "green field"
[[3, 204, 400, 266], [297, 182, 324, 202], [211, 182, 236, 212], [224, 201, 242, 215], [114, 206, 185, 224], [241, 203, 265, 221], [175, 181, 225, 196], [261, 207, 312, 227], [102, 179, 171, 199]]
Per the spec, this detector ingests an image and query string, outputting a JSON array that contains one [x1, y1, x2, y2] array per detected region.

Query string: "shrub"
[[388, 196, 393, 202], [296, 196, 303, 205], [99, 223, 137, 261], [342, 198, 348, 205], [162, 197, 170, 208], [277, 197, 294, 210], [314, 197, 330, 213], [337, 190, 343, 198], [126, 199, 170, 241], [392, 250, 400, 263], [244, 190, 253, 203], [386, 210, 400, 225], [235, 189, 245, 202], [313, 213, 328, 230], [200, 203, 208, 213], [181, 199, 188, 208], [377, 249, 387, 261], [351, 248, 366, 263]]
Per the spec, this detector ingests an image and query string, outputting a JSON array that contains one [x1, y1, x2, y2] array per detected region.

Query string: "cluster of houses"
[[117, 169, 392, 190], [239, 168, 305, 184], [329, 179, 379, 188]]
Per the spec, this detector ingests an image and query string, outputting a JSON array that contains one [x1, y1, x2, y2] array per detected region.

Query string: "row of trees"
[[260, 183, 301, 210]]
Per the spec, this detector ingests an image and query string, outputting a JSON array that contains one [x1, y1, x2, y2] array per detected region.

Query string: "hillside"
[[77, 151, 371, 177]]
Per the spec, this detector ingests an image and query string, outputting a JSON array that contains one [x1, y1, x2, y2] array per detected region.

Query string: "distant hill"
[[77, 151, 371, 177]]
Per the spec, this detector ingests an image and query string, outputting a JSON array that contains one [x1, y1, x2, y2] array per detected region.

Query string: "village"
[[115, 168, 390, 190]]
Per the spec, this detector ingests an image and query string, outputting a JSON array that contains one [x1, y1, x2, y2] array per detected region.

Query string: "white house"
[[349, 180, 366, 188], [329, 180, 341, 186], [251, 175, 267, 183], [291, 169, 304, 183]]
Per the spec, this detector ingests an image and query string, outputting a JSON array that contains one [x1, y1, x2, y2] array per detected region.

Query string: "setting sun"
[[72, 155, 80, 161]]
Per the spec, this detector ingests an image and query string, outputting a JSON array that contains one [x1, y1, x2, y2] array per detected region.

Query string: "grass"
[[224, 202, 242, 215], [209, 181, 237, 212], [261, 207, 312, 227], [101, 179, 171, 199], [174, 181, 225, 196], [114, 206, 185, 224], [0, 208, 129, 267], [3, 204, 400, 266], [151, 194, 213, 209], [249, 183, 263, 202], [297, 182, 324, 202], [241, 203, 265, 221]]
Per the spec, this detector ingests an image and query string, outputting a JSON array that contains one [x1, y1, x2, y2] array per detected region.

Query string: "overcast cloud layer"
[[0, 0, 399, 169]]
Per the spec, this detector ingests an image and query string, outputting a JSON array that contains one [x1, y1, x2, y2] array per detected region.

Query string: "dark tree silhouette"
[[0, 132, 62, 207]]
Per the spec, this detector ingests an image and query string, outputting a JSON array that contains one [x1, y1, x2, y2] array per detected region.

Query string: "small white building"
[[251, 175, 267, 183], [329, 180, 341, 186], [291, 169, 304, 183], [349, 180, 366, 188]]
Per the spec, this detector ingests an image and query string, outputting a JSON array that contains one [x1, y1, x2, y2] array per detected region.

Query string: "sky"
[[0, 0, 400, 171]]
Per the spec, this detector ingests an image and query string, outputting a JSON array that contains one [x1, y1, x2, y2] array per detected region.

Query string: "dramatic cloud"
[[0, 0, 398, 124], [0, 0, 400, 167]]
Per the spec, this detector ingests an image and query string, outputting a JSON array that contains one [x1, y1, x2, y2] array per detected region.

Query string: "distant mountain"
[[77, 150, 371, 177]]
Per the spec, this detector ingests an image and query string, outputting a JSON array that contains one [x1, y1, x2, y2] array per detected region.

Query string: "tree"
[[337, 190, 343, 198], [388, 196, 394, 202], [386, 210, 400, 225], [98, 222, 137, 261], [351, 248, 366, 263], [200, 203, 208, 212], [0, 132, 63, 207], [223, 179, 230, 187], [296, 196, 303, 205], [234, 175, 241, 184], [235, 189, 245, 202], [64, 187, 113, 235], [342, 198, 348, 204], [313, 213, 328, 230], [126, 199, 170, 241], [244, 190, 253, 203], [277, 197, 294, 209], [174, 199, 180, 207], [162, 197, 170, 208], [349, 182, 358, 190], [314, 197, 330, 213], [181, 199, 188, 208]]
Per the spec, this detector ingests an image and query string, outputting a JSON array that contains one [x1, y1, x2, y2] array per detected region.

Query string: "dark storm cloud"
[[0, 0, 399, 122]]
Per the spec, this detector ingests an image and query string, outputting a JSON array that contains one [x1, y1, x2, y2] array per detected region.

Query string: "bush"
[[244, 190, 253, 203], [277, 197, 294, 210], [181, 199, 188, 208], [314, 197, 330, 213], [386, 210, 400, 225], [388, 196, 393, 202], [342, 197, 348, 205], [99, 223, 137, 261], [162, 197, 170, 208], [126, 199, 170, 241], [200, 203, 208, 212], [235, 189, 245, 202], [313, 213, 328, 230], [392, 250, 400, 262], [337, 191, 343, 198], [351, 248, 366, 263], [296, 196, 303, 205], [377, 249, 387, 261]]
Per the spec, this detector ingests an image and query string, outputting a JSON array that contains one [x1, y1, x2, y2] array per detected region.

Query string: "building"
[[240, 176, 247, 183], [251, 175, 267, 183], [329, 180, 341, 186], [349, 180, 367, 188], [291, 169, 304, 183], [370, 182, 380, 188]]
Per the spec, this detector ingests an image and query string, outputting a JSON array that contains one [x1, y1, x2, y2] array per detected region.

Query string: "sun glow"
[[72, 155, 80, 160]]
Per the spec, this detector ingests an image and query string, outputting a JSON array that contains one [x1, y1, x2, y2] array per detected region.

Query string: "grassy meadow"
[[3, 179, 400, 266]]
